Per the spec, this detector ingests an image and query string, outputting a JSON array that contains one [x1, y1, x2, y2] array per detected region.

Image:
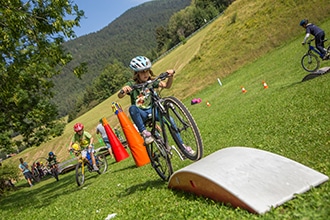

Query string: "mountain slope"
[[53, 0, 191, 116]]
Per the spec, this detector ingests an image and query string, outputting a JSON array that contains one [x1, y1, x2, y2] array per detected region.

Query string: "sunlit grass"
[[2, 0, 330, 219]]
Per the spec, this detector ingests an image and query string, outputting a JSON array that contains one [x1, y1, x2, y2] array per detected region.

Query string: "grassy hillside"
[[173, 0, 330, 98], [12, 0, 329, 164], [2, 0, 330, 219]]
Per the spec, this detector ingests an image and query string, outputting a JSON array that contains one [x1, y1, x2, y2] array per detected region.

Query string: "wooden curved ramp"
[[168, 147, 328, 214]]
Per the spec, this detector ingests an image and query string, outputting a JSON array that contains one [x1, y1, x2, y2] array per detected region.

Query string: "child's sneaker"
[[142, 130, 154, 144], [93, 164, 99, 171], [183, 144, 195, 154]]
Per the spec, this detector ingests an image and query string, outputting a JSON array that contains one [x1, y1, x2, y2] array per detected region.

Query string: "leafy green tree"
[[0, 0, 84, 152], [155, 26, 169, 53]]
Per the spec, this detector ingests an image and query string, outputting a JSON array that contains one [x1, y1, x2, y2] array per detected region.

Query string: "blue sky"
[[72, 0, 151, 37]]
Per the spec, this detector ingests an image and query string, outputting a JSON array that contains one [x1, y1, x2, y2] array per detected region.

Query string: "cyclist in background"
[[300, 19, 328, 59], [68, 123, 99, 171], [117, 56, 175, 144], [47, 151, 59, 171]]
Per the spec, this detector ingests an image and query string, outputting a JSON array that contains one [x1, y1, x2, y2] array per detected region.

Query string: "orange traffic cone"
[[206, 101, 211, 107], [112, 102, 150, 167], [262, 81, 268, 89], [102, 117, 129, 162], [241, 86, 247, 93]]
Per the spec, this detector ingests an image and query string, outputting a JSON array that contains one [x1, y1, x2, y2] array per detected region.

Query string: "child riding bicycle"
[[117, 56, 175, 144], [300, 19, 328, 59], [47, 151, 59, 171], [68, 122, 99, 171]]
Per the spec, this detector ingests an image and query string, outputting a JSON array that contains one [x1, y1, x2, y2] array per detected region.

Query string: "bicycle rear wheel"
[[301, 53, 319, 72], [75, 163, 85, 186], [146, 139, 173, 181], [96, 154, 108, 174], [164, 96, 203, 161]]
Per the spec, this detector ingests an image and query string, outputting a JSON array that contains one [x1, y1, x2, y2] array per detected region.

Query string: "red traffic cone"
[[241, 86, 247, 93], [112, 102, 150, 167], [206, 101, 211, 107], [262, 81, 268, 89], [102, 118, 129, 162]]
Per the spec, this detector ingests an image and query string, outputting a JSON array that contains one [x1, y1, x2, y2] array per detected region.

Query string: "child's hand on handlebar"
[[166, 69, 175, 77], [120, 85, 132, 95]]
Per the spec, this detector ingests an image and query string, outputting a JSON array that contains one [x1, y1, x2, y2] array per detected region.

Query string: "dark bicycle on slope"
[[301, 38, 330, 72], [124, 72, 204, 181]]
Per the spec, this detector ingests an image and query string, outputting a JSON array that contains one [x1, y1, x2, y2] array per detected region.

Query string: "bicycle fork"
[[170, 145, 186, 161]]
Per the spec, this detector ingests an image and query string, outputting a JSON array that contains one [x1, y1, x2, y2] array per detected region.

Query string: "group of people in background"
[[18, 151, 58, 187]]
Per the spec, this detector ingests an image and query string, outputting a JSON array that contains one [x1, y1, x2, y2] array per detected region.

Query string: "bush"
[[0, 162, 19, 196]]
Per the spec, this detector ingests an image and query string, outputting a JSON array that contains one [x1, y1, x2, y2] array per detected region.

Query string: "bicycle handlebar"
[[69, 148, 82, 157], [125, 72, 170, 91], [306, 38, 328, 45], [306, 38, 315, 44]]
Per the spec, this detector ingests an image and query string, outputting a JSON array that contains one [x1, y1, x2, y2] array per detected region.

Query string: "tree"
[[155, 26, 168, 53], [0, 0, 85, 153]]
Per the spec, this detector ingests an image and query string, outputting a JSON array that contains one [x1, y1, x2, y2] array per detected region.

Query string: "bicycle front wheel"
[[32, 168, 41, 183], [164, 96, 203, 161], [146, 139, 173, 181], [51, 167, 59, 181], [301, 53, 319, 72], [96, 154, 108, 174], [75, 163, 85, 186]]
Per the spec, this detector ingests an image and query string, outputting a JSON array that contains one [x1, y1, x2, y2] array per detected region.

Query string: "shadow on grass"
[[169, 187, 230, 207], [120, 179, 166, 197], [112, 164, 137, 173], [0, 170, 102, 211]]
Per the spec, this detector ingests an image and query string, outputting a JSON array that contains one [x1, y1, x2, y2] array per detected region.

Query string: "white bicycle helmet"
[[129, 56, 152, 72]]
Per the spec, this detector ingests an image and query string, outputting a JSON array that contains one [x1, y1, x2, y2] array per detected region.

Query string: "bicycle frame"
[[76, 151, 93, 173], [306, 38, 329, 58], [308, 44, 323, 57], [152, 95, 188, 157]]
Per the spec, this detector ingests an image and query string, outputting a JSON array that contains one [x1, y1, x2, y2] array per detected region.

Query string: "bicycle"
[[71, 147, 108, 186], [47, 162, 59, 181], [33, 158, 52, 180], [301, 38, 330, 72], [126, 72, 203, 181]]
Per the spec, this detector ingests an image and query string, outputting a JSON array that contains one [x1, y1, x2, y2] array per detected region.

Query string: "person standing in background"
[[96, 119, 114, 158], [18, 158, 33, 187]]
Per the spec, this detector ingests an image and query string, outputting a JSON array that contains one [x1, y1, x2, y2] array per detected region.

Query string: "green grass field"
[[1, 0, 330, 219]]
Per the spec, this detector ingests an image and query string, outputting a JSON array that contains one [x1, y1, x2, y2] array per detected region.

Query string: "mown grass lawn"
[[1, 0, 330, 219]]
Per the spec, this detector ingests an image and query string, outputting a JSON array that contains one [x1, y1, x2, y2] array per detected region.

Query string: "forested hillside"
[[52, 0, 191, 117]]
